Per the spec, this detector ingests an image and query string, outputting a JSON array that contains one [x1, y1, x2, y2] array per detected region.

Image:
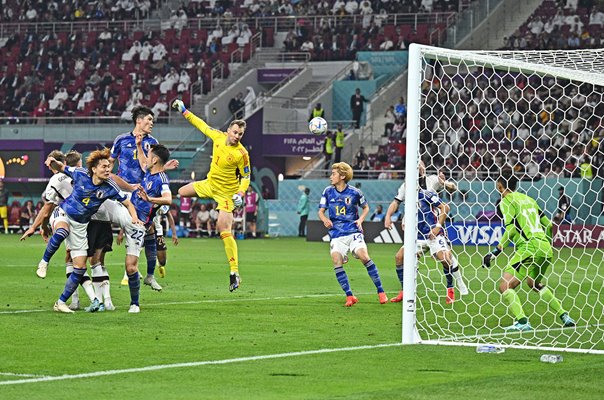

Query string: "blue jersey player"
[[110, 142, 173, 313], [110, 106, 159, 185], [391, 189, 466, 304], [111, 106, 177, 290], [318, 162, 388, 307], [45, 148, 142, 313]]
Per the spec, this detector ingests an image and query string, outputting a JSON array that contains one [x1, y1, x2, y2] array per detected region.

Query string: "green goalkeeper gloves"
[[172, 99, 187, 113], [482, 247, 502, 268]]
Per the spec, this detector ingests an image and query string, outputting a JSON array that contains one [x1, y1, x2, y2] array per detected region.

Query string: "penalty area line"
[[0, 342, 403, 386]]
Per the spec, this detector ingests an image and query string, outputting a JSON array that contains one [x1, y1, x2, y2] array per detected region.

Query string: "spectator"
[[350, 88, 368, 128], [19, 200, 34, 233], [243, 86, 256, 117], [244, 186, 259, 238], [297, 188, 310, 237], [177, 70, 191, 93], [208, 202, 219, 236], [77, 86, 94, 110], [139, 41, 153, 61], [334, 123, 345, 163], [580, 155, 593, 179], [370, 204, 385, 222], [323, 130, 335, 172], [160, 67, 179, 94], [229, 92, 245, 120], [553, 187, 572, 224], [355, 146, 368, 166], [237, 25, 252, 46], [222, 26, 239, 45], [0, 180, 8, 234], [195, 203, 212, 237], [151, 95, 169, 117], [394, 97, 407, 119], [300, 38, 314, 52], [379, 37, 394, 51], [392, 117, 405, 139], [359, 1, 373, 28], [309, 103, 325, 121], [384, 105, 395, 136], [344, 0, 359, 14], [179, 195, 194, 227]]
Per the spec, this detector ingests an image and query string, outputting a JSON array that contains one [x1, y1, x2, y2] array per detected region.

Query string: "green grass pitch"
[[1, 235, 603, 399]]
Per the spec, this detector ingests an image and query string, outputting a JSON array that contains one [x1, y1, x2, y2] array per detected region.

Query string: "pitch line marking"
[[0, 372, 47, 378], [439, 323, 604, 341], [0, 342, 403, 386], [0, 292, 378, 315]]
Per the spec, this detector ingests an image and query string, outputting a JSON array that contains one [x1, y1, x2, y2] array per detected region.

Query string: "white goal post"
[[403, 44, 604, 354]]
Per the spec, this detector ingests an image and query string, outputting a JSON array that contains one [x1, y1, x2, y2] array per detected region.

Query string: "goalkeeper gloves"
[[172, 99, 187, 113], [232, 193, 243, 208], [482, 247, 502, 269]]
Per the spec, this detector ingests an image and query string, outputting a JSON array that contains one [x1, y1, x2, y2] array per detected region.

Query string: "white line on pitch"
[[439, 323, 604, 341], [0, 292, 378, 315], [0, 342, 403, 386], [0, 372, 47, 378]]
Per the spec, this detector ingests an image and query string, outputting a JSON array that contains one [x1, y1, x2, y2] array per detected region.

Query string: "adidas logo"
[[372, 228, 402, 244]]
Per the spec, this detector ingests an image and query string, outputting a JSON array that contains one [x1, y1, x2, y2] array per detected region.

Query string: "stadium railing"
[[0, 13, 455, 37]]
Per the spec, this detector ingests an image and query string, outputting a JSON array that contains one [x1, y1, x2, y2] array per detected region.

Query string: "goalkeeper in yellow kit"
[[172, 99, 250, 291]]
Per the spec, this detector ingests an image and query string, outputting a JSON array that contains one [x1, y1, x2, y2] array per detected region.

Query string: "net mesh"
[[412, 47, 604, 351]]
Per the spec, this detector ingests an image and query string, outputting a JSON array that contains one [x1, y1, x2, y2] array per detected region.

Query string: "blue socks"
[[59, 267, 85, 302], [396, 264, 404, 289], [443, 265, 454, 288], [144, 233, 157, 276], [43, 227, 69, 263], [334, 266, 353, 296], [128, 271, 140, 306], [364, 260, 384, 293]]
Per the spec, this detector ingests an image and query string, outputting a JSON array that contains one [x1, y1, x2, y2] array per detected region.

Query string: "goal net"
[[403, 44, 604, 353]]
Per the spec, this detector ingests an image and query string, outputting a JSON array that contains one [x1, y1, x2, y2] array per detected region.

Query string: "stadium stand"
[[502, 1, 603, 50]]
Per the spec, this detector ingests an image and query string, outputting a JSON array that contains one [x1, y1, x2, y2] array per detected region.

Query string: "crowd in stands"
[[366, 71, 603, 182], [0, 198, 43, 234], [502, 1, 603, 50], [1, 0, 157, 22], [0, 20, 262, 121]]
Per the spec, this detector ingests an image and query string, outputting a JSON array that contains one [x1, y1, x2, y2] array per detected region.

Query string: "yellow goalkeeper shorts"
[[192, 179, 235, 212]]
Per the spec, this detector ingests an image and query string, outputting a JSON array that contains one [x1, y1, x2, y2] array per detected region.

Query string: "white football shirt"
[[44, 172, 73, 205], [394, 174, 445, 202]]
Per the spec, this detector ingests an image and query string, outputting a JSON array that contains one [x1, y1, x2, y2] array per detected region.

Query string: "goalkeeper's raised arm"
[[172, 99, 224, 141]]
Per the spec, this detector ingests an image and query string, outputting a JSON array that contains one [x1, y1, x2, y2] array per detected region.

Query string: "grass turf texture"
[[0, 235, 603, 399]]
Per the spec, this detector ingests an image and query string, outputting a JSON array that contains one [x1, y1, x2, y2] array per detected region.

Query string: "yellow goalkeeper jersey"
[[184, 111, 251, 195]]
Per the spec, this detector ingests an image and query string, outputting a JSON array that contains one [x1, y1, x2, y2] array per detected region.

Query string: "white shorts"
[[153, 215, 163, 236], [111, 202, 146, 257], [330, 233, 367, 257], [50, 207, 88, 258], [417, 236, 450, 256]]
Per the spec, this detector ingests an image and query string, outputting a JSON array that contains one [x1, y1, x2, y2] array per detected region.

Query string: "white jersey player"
[[20, 150, 98, 310], [385, 160, 468, 302]]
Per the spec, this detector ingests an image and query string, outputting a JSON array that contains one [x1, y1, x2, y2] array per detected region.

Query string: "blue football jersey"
[[418, 189, 443, 240], [60, 167, 127, 223], [110, 132, 159, 184], [319, 185, 367, 239], [130, 170, 171, 226]]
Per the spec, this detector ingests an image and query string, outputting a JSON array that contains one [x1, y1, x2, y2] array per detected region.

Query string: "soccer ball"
[[308, 117, 328, 135]]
